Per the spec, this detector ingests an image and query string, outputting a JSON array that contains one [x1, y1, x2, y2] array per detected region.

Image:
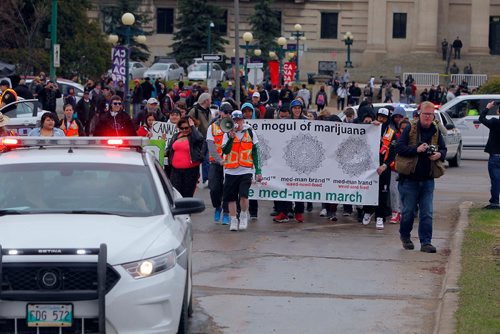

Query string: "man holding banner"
[[222, 110, 262, 231]]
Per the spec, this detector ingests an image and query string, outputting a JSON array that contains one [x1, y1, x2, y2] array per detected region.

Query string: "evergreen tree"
[[249, 0, 281, 76], [99, 0, 152, 62], [171, 0, 228, 68], [58, 0, 111, 80]]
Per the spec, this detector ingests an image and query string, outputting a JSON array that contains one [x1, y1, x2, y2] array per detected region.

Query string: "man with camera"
[[222, 110, 262, 231], [479, 101, 500, 210], [396, 101, 447, 253]]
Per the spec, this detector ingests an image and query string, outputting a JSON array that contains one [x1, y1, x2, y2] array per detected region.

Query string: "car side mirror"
[[171, 198, 205, 216], [445, 123, 455, 130]]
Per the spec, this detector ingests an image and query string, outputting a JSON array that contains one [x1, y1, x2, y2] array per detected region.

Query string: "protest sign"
[[151, 121, 177, 141], [245, 119, 381, 205]]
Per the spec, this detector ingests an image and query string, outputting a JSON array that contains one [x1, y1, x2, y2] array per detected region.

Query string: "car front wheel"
[[177, 270, 190, 334]]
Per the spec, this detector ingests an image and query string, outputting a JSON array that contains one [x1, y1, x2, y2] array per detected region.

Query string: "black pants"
[[276, 201, 303, 214], [208, 163, 229, 213], [249, 200, 258, 216], [170, 166, 199, 198], [442, 49, 447, 60], [454, 48, 461, 59], [364, 169, 391, 219]]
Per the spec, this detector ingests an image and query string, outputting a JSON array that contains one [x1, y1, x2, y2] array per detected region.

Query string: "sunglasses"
[[112, 102, 122, 106], [179, 127, 190, 130]]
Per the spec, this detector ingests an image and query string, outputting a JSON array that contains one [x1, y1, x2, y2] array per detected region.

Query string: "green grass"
[[455, 208, 500, 334]]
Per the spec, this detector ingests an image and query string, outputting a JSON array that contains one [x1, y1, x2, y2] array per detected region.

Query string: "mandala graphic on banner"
[[283, 133, 325, 175]]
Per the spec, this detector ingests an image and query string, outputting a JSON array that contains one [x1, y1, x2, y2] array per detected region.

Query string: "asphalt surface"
[[189, 152, 490, 334]]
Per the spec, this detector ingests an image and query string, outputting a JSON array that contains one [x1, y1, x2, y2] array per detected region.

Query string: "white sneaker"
[[376, 217, 384, 230], [362, 213, 373, 225], [239, 211, 248, 230], [319, 209, 327, 217], [229, 217, 239, 231]]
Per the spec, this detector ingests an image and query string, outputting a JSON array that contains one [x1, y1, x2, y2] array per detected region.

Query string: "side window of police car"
[[485, 100, 500, 115], [451, 101, 468, 118], [154, 161, 175, 206]]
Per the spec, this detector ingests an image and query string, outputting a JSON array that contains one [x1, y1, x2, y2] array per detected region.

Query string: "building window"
[[216, 10, 228, 35], [392, 13, 407, 39], [320, 13, 338, 39], [157, 8, 174, 34]]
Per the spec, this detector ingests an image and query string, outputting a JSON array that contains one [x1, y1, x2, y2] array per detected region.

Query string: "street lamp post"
[[343, 31, 354, 68], [108, 13, 146, 115], [206, 21, 214, 81], [290, 24, 305, 83], [242, 32, 253, 89]]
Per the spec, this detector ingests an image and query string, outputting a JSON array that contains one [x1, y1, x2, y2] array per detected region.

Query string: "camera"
[[425, 145, 437, 155]]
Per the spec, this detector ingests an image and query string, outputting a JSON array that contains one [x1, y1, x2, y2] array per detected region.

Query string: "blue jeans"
[[202, 150, 209, 183], [399, 179, 435, 245], [488, 155, 500, 205]]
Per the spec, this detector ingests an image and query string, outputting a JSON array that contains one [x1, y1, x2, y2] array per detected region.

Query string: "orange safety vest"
[[379, 127, 395, 163], [0, 88, 17, 105], [225, 130, 254, 169], [60, 120, 79, 136], [209, 122, 224, 162]]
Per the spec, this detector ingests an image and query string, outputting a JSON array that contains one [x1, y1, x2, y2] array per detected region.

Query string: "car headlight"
[[121, 250, 176, 279]]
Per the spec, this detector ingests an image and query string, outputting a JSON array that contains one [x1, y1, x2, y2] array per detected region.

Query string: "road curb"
[[433, 201, 473, 334]]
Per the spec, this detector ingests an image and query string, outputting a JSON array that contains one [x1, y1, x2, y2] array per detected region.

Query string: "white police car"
[[0, 137, 204, 334]]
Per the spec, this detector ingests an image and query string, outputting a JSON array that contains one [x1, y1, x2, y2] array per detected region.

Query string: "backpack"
[[316, 93, 325, 106]]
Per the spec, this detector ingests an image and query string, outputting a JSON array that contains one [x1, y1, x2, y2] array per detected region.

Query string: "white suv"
[[440, 94, 500, 149], [0, 137, 204, 334]]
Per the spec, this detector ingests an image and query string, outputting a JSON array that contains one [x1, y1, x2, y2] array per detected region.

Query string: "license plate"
[[27, 304, 73, 327]]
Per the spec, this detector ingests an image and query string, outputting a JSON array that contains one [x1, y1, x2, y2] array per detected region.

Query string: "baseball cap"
[[377, 108, 390, 117], [231, 110, 244, 119], [252, 92, 260, 98], [147, 98, 159, 105]]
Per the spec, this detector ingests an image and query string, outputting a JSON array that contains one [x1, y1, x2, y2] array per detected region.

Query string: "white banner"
[[245, 119, 381, 205], [151, 121, 177, 141]]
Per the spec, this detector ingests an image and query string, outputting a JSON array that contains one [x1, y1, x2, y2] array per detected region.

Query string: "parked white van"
[[440, 94, 500, 149]]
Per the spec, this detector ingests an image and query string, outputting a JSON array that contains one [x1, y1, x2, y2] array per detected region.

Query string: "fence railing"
[[403, 73, 440, 86], [450, 74, 488, 88]]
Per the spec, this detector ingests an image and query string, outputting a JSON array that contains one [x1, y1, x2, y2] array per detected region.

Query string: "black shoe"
[[483, 204, 500, 210], [420, 243, 437, 253], [401, 238, 415, 250]]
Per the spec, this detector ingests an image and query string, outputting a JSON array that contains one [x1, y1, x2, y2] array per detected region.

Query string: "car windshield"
[[150, 63, 169, 70], [0, 163, 163, 217]]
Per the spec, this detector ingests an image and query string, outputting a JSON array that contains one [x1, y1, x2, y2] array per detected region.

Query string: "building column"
[[468, 0, 490, 55], [362, 0, 387, 66], [411, 0, 439, 53]]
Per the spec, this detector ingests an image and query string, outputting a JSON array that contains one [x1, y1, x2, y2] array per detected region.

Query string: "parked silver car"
[[187, 63, 225, 81], [143, 63, 185, 81], [0, 98, 49, 135]]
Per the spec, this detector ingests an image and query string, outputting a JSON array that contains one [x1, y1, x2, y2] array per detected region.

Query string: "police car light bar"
[[1, 137, 150, 148]]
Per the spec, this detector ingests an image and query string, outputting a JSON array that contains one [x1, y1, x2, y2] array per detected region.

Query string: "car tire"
[[449, 142, 462, 167], [177, 272, 190, 334]]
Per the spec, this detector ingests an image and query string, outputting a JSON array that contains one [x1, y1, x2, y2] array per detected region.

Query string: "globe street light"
[[109, 12, 146, 115], [344, 31, 354, 68], [291, 24, 305, 83], [242, 32, 254, 88], [277, 36, 287, 86]]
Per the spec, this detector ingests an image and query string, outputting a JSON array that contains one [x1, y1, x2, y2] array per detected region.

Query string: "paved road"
[[189, 157, 490, 334]]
